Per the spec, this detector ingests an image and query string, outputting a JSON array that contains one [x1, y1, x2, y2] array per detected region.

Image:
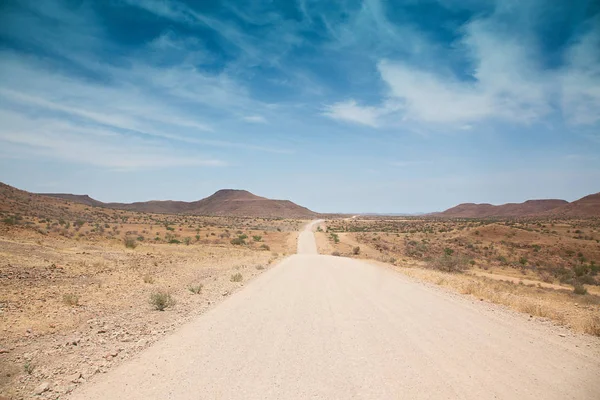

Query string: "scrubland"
[[317, 217, 600, 336], [0, 199, 303, 399]]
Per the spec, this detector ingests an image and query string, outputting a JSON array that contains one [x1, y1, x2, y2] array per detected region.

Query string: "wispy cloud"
[[242, 115, 267, 124], [0, 110, 225, 169], [322, 6, 600, 130], [322, 100, 384, 127]]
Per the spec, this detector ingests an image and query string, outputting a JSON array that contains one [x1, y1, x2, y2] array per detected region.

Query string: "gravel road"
[[70, 221, 600, 400]]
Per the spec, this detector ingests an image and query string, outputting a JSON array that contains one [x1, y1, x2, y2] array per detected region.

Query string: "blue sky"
[[0, 0, 599, 213]]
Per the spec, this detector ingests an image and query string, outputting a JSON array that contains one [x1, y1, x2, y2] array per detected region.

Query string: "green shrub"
[[230, 273, 243, 282], [573, 283, 588, 295], [230, 237, 245, 245], [252, 235, 262, 242], [260, 243, 270, 251], [150, 291, 175, 311], [429, 254, 468, 273], [188, 284, 203, 294], [124, 236, 137, 249]]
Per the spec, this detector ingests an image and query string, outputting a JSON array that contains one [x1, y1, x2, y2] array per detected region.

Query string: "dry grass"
[[397, 266, 600, 336]]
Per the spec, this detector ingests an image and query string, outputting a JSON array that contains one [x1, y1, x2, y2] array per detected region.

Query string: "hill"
[[546, 193, 600, 217], [436, 199, 569, 218], [39, 188, 317, 218]]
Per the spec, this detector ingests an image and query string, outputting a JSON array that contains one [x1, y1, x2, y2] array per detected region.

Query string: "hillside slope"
[[437, 199, 568, 218], [545, 193, 600, 217], [39, 188, 317, 218]]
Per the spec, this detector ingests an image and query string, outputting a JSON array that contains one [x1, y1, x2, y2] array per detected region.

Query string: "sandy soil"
[[67, 223, 600, 400]]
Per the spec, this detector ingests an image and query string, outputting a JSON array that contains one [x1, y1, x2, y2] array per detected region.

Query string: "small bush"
[[256, 265, 265, 270], [573, 283, 588, 295], [230, 273, 243, 282], [62, 293, 79, 306], [150, 291, 175, 311], [260, 243, 270, 251], [252, 235, 262, 242], [124, 236, 137, 249], [331, 251, 341, 256], [169, 239, 181, 244], [230, 237, 245, 245], [353, 246, 360, 255], [24, 362, 35, 375], [188, 284, 203, 294], [184, 237, 191, 245], [429, 255, 468, 273]]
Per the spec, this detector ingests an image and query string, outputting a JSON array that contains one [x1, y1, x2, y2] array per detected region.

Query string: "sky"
[[0, 0, 599, 213]]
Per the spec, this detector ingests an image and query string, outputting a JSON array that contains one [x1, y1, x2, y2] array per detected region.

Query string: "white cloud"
[[322, 99, 384, 127], [242, 115, 267, 123], [0, 110, 225, 169], [323, 11, 600, 129]]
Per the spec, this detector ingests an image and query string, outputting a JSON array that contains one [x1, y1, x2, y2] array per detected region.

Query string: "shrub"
[[124, 236, 137, 249], [429, 255, 468, 273], [260, 243, 270, 251], [150, 291, 175, 311], [573, 283, 588, 295], [62, 293, 79, 306], [330, 233, 340, 243], [444, 248, 454, 256], [184, 237, 191, 245], [230, 273, 243, 282], [169, 239, 181, 244], [331, 251, 341, 257], [256, 265, 265, 270], [230, 237, 245, 245], [353, 246, 360, 255], [188, 284, 203, 294], [24, 362, 35, 375], [252, 235, 262, 242]]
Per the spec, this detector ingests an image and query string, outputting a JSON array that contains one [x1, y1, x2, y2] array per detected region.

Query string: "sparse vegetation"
[[353, 246, 360, 255], [188, 284, 203, 294], [150, 291, 175, 311], [230, 272, 243, 282], [62, 293, 79, 306], [124, 236, 138, 249]]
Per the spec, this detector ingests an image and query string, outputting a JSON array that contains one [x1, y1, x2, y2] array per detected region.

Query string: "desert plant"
[[230, 272, 243, 282], [353, 246, 360, 255], [150, 291, 175, 311], [331, 251, 341, 256], [62, 293, 79, 306], [188, 284, 203, 294], [252, 235, 262, 242], [230, 237, 245, 245], [573, 283, 588, 295], [429, 254, 469, 273], [124, 236, 137, 249], [256, 265, 265, 270], [184, 237, 191, 245], [260, 243, 270, 251], [24, 362, 34, 375]]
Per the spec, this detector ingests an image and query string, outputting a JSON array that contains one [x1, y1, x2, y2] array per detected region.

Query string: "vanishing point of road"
[[70, 221, 600, 400]]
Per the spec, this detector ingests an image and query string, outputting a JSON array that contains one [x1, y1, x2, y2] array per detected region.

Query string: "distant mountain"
[[545, 193, 600, 217], [39, 188, 318, 218], [435, 199, 569, 218]]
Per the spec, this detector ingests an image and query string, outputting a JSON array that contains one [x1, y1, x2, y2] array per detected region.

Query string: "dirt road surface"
[[70, 222, 600, 400]]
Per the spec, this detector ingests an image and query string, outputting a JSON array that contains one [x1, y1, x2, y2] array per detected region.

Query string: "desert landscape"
[[1, 182, 600, 398], [0, 182, 308, 398], [1, 1, 600, 398]]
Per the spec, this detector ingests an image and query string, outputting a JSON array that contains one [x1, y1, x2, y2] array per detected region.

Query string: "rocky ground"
[[0, 225, 298, 399]]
